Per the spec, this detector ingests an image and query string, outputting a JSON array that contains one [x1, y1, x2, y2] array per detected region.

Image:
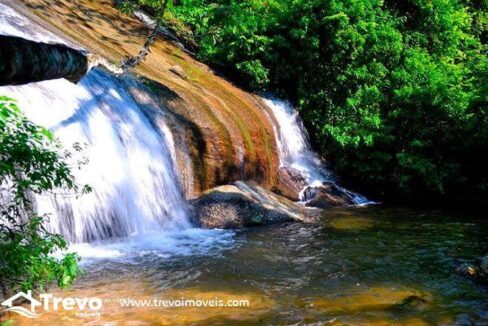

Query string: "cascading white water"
[[263, 98, 371, 205], [0, 1, 370, 255], [2, 70, 193, 243], [263, 98, 333, 185], [0, 3, 193, 243]]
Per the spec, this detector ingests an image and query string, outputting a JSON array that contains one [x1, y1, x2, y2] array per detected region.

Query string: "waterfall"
[[0, 1, 370, 250], [2, 70, 193, 243], [263, 98, 371, 205], [0, 3, 192, 243]]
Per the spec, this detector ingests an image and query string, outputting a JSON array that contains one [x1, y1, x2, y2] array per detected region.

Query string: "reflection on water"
[[4, 207, 488, 325]]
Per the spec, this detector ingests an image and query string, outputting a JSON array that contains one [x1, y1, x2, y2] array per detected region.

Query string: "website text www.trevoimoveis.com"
[[114, 297, 250, 308]]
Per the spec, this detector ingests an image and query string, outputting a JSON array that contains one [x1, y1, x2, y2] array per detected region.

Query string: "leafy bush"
[[163, 0, 487, 204], [0, 96, 82, 296]]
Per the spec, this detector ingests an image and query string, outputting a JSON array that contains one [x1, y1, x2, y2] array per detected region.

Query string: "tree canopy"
[[157, 0, 487, 204]]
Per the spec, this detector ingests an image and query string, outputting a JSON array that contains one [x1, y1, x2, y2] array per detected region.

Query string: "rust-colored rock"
[[169, 65, 187, 80], [6, 0, 284, 198], [272, 167, 307, 201]]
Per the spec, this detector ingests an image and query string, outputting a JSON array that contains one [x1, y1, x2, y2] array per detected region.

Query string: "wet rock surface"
[[191, 181, 318, 228], [0, 34, 88, 85], [302, 181, 357, 208], [272, 167, 307, 201], [8, 0, 283, 199], [327, 216, 375, 230]]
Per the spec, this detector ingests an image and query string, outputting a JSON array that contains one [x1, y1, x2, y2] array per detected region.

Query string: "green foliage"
[[170, 0, 275, 88], [164, 0, 487, 203], [0, 217, 80, 292], [0, 97, 77, 202], [118, 0, 171, 18], [0, 96, 82, 295]]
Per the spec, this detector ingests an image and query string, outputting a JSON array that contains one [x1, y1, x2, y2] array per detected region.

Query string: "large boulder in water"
[[191, 181, 317, 228], [302, 181, 357, 208]]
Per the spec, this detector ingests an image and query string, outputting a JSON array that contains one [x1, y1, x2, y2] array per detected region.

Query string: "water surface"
[[11, 206, 487, 325]]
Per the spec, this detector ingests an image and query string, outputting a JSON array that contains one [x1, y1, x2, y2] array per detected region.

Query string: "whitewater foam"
[[263, 98, 372, 205]]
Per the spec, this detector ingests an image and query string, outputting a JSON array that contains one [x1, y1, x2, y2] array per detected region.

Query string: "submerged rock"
[[303, 181, 356, 208], [456, 253, 488, 283], [191, 181, 317, 228], [23, 280, 274, 325], [327, 217, 375, 230], [309, 286, 431, 314]]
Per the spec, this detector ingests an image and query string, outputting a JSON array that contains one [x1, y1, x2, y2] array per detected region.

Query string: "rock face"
[[8, 0, 281, 199], [302, 181, 357, 208], [272, 167, 307, 201], [191, 181, 317, 228], [9, 0, 363, 208]]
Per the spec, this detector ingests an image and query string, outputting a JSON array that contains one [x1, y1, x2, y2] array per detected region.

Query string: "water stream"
[[263, 98, 371, 205], [8, 207, 488, 325]]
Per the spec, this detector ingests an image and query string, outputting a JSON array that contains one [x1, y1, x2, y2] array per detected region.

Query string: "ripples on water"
[[33, 207, 487, 325]]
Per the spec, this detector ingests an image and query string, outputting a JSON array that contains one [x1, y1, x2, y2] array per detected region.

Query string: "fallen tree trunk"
[[0, 35, 88, 86]]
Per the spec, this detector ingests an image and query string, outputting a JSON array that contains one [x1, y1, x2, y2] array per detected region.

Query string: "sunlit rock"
[[272, 167, 307, 201], [191, 181, 317, 228], [4, 0, 284, 199], [311, 286, 431, 314]]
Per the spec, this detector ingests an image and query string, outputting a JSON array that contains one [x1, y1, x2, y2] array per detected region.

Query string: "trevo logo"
[[1, 290, 102, 318]]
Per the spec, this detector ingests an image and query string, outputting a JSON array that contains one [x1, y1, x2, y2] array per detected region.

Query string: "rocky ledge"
[[191, 181, 319, 228]]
